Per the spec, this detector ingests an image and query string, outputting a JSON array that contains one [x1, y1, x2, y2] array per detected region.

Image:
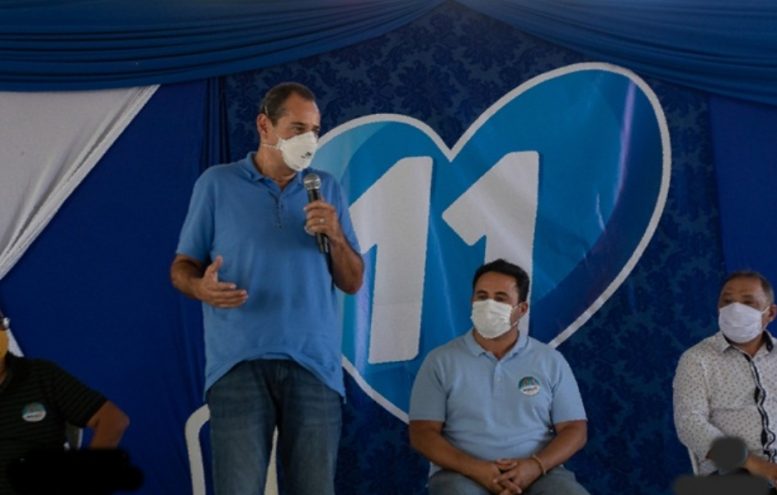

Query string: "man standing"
[[171, 82, 363, 494], [409, 259, 589, 495], [674, 271, 777, 483], [0, 311, 130, 494]]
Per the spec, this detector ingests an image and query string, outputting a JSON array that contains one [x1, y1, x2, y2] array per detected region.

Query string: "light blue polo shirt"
[[176, 153, 360, 396], [409, 330, 586, 472]]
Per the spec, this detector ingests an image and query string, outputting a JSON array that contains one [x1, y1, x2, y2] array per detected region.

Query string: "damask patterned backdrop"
[[222, 3, 725, 494]]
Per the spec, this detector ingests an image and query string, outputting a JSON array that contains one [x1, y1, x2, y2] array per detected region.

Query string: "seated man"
[[0, 310, 130, 494], [409, 259, 589, 495], [674, 270, 777, 484]]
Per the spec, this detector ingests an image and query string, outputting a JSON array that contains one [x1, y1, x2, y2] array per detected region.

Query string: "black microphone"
[[673, 436, 768, 495], [709, 436, 748, 474], [303, 173, 330, 254]]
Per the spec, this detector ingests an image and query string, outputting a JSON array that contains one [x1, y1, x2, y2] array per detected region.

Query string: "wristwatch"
[[0, 316, 9, 330]]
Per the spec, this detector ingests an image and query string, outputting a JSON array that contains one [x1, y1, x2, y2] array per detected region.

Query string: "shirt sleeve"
[[176, 170, 215, 263], [409, 353, 447, 422], [673, 350, 725, 459], [549, 353, 587, 424], [42, 361, 107, 428]]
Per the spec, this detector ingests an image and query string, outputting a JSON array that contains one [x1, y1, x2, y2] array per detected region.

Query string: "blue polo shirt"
[[176, 153, 360, 396], [409, 330, 586, 472]]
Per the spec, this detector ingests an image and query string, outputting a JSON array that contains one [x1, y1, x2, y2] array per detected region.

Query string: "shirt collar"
[[463, 328, 529, 358], [711, 330, 775, 354], [242, 152, 304, 186]]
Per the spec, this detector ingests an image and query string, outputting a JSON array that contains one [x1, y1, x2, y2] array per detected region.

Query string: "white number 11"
[[349, 151, 539, 364]]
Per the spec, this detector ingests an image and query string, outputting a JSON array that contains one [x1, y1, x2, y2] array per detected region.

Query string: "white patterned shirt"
[[673, 331, 777, 474]]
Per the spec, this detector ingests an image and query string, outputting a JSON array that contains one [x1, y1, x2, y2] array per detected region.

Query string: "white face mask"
[[718, 302, 768, 344], [269, 131, 318, 172], [471, 299, 516, 339]]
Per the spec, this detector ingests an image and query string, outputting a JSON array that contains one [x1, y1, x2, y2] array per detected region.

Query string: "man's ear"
[[257, 113, 270, 139], [516, 301, 529, 317], [767, 303, 777, 324]]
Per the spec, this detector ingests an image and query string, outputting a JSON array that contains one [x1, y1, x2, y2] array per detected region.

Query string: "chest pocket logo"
[[21, 402, 47, 422], [518, 376, 541, 396]]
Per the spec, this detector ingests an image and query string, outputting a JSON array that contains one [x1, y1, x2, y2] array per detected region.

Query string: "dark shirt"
[[0, 354, 105, 494]]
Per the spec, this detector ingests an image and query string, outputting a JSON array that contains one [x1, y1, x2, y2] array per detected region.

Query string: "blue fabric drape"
[[710, 95, 777, 278], [458, 0, 777, 106], [0, 0, 444, 90], [1, 0, 776, 105], [203, 77, 231, 172]]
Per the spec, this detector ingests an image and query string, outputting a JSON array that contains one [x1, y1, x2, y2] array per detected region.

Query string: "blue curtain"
[[711, 95, 777, 279], [1, 1, 776, 105], [0, 0, 444, 90], [459, 0, 777, 106]]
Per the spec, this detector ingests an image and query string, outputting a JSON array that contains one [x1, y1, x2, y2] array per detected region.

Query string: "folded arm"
[[673, 352, 727, 460], [86, 401, 129, 448]]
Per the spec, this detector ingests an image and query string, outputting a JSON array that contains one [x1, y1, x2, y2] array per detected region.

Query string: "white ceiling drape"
[[0, 86, 158, 281], [0, 86, 158, 352]]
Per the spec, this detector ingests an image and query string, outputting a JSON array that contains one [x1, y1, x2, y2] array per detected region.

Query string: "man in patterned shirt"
[[674, 270, 777, 484], [0, 311, 130, 494]]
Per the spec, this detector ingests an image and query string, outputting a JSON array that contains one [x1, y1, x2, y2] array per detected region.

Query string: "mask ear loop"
[[512, 300, 528, 326], [506, 303, 521, 333], [761, 304, 776, 329]]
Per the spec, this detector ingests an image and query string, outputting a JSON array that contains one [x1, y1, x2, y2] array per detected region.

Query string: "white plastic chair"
[[687, 447, 701, 475], [65, 423, 83, 450], [185, 405, 278, 495]]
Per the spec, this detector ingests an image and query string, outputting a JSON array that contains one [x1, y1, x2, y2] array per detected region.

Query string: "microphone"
[[673, 436, 767, 495], [303, 173, 330, 254], [709, 436, 748, 474]]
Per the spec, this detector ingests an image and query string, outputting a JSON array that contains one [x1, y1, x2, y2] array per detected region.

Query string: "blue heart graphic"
[[313, 63, 669, 419]]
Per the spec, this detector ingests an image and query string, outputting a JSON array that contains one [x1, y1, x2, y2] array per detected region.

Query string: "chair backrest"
[[687, 447, 700, 475], [184, 405, 279, 495], [65, 423, 83, 450], [65, 423, 84, 450]]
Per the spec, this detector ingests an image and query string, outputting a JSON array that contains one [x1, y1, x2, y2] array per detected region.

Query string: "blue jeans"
[[428, 465, 590, 495], [208, 359, 342, 495]]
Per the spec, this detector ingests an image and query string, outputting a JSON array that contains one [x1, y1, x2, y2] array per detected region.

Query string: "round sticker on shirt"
[[518, 376, 541, 396], [21, 402, 47, 422]]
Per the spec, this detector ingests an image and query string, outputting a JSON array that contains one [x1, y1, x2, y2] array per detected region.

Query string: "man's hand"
[[463, 459, 518, 494], [744, 454, 777, 484], [493, 458, 543, 494], [302, 198, 364, 294], [192, 256, 248, 308], [303, 199, 343, 241]]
